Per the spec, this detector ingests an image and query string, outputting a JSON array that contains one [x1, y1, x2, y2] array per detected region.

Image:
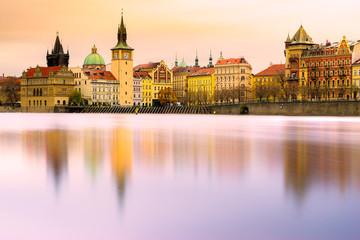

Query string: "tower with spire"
[[194, 50, 199, 67], [207, 49, 214, 67], [111, 9, 134, 106], [175, 52, 178, 67], [46, 31, 69, 67]]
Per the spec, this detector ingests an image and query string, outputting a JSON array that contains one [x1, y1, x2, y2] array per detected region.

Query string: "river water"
[[1, 114, 360, 240]]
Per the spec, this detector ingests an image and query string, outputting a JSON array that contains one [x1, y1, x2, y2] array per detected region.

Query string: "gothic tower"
[[47, 32, 69, 67], [111, 11, 134, 106]]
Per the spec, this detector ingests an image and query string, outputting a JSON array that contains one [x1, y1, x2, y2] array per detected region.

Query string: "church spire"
[[195, 49, 199, 67], [112, 9, 133, 50], [208, 49, 214, 67], [175, 52, 178, 67]]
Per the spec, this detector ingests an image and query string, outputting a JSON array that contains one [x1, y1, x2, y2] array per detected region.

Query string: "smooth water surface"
[[1, 114, 360, 240]]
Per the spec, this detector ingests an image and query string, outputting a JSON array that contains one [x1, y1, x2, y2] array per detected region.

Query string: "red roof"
[[134, 71, 150, 78], [173, 66, 201, 74], [189, 67, 215, 77], [25, 66, 61, 78], [0, 77, 20, 85], [134, 62, 160, 71], [216, 58, 248, 65], [255, 64, 285, 76], [83, 70, 116, 80]]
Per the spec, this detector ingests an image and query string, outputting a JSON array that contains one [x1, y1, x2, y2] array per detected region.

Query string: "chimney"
[[2, 73, 4, 77]]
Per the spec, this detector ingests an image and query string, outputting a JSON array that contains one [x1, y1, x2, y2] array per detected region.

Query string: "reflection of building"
[[111, 128, 133, 205], [20, 66, 75, 112], [45, 130, 68, 189], [111, 12, 134, 106]]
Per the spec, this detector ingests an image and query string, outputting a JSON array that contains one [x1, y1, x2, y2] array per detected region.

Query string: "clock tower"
[[111, 11, 134, 106]]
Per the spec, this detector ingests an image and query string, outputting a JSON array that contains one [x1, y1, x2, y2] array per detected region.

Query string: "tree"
[[158, 87, 177, 106], [268, 81, 281, 102], [0, 77, 20, 106], [254, 82, 267, 102], [69, 89, 82, 105]]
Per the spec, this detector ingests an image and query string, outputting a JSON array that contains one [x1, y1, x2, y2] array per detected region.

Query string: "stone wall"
[[0, 106, 22, 113], [210, 101, 360, 116]]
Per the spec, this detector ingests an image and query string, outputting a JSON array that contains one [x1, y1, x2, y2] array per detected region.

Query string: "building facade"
[[285, 25, 360, 100], [215, 57, 252, 100], [21, 66, 75, 112], [172, 66, 200, 103], [187, 67, 215, 105], [133, 72, 142, 106], [111, 12, 134, 106], [353, 59, 360, 97], [134, 61, 173, 105], [252, 64, 285, 100]]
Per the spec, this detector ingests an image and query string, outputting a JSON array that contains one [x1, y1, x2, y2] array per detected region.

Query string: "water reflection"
[[45, 130, 68, 190], [1, 114, 360, 239]]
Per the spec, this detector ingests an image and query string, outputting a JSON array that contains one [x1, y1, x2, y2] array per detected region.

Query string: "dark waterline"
[[1, 114, 360, 240]]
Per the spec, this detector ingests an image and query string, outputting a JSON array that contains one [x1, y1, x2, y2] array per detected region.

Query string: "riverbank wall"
[[210, 101, 360, 116]]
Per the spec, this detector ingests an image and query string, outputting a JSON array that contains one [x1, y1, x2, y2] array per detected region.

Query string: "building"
[[252, 64, 285, 100], [172, 66, 200, 103], [134, 61, 173, 105], [352, 59, 360, 98], [187, 67, 215, 105], [133, 72, 142, 106], [285, 25, 360, 100], [71, 45, 119, 106], [47, 32, 69, 67], [20, 66, 75, 112], [137, 72, 152, 107], [215, 57, 252, 100], [111, 12, 134, 106]]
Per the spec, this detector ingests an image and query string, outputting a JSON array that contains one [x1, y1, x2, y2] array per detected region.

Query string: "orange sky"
[[1, 0, 360, 76]]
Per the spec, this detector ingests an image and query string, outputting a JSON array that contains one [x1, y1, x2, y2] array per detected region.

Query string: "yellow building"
[[187, 67, 215, 105], [20, 66, 75, 112], [111, 12, 134, 106], [252, 64, 285, 100], [134, 61, 173, 106], [353, 59, 360, 98], [172, 66, 200, 104], [135, 71, 152, 107]]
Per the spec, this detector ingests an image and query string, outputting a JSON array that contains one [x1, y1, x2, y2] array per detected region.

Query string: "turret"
[[195, 50, 199, 67]]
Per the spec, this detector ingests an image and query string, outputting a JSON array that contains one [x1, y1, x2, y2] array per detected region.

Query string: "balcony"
[[289, 57, 298, 62], [287, 77, 299, 81], [311, 66, 317, 71], [310, 76, 317, 80]]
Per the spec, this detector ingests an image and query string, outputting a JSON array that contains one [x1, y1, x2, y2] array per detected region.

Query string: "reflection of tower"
[[110, 127, 133, 206], [84, 129, 103, 178], [45, 130, 68, 190]]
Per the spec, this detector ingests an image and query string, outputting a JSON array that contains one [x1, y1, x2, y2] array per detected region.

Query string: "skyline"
[[2, 0, 360, 76]]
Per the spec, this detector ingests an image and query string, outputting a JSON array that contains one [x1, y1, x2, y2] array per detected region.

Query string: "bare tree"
[[0, 77, 20, 106]]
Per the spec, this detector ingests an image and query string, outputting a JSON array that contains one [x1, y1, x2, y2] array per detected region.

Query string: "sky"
[[1, 0, 360, 76]]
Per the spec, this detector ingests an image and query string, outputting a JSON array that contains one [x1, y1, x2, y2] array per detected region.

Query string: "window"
[[355, 70, 357, 76]]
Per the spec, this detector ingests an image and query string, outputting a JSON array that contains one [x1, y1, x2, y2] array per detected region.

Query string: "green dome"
[[179, 58, 187, 67], [83, 45, 105, 66]]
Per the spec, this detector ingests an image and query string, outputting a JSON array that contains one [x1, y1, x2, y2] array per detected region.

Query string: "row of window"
[[93, 95, 119, 100], [216, 68, 247, 74], [301, 79, 350, 87]]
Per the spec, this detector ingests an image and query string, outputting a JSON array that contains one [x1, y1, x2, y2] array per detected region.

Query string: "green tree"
[[68, 89, 82, 105], [0, 77, 20, 106]]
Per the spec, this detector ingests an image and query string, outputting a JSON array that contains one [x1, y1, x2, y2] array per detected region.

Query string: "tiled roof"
[[255, 64, 285, 76], [216, 58, 248, 65], [173, 66, 201, 74], [0, 77, 21, 85], [83, 70, 116, 80], [134, 62, 160, 71], [189, 67, 215, 77], [25, 66, 61, 78], [135, 71, 150, 78]]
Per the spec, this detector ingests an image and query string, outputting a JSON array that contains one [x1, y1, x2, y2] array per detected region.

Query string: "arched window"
[[45, 100, 47, 106], [63, 100, 66, 105], [40, 100, 42, 106], [57, 100, 60, 105], [40, 89, 42, 96], [33, 89, 35, 96], [29, 100, 31, 106]]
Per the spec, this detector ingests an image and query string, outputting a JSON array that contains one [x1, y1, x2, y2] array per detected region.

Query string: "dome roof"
[[179, 58, 187, 67], [83, 45, 105, 66]]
